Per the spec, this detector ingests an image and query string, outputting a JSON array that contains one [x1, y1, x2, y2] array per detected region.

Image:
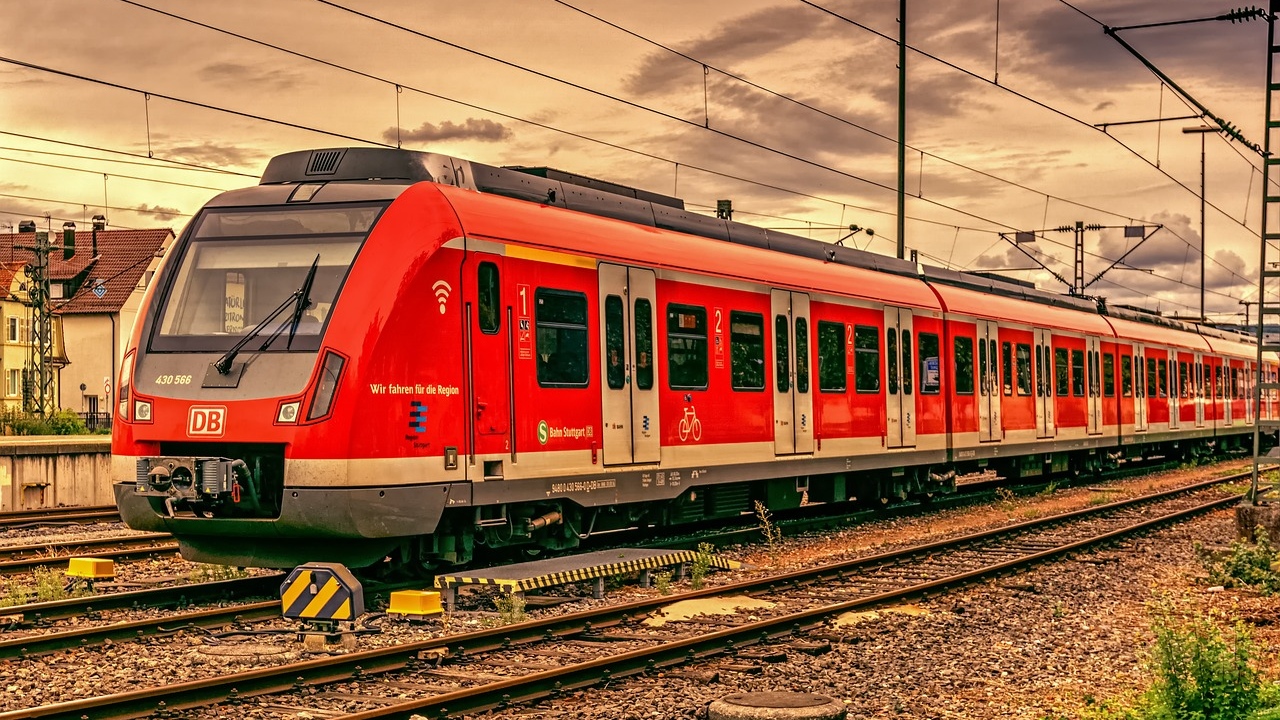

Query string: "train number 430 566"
[[155, 374, 193, 385]]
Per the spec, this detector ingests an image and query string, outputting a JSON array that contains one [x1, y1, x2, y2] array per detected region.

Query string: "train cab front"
[[111, 197, 406, 569]]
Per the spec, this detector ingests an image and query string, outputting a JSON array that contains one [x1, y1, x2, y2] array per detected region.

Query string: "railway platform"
[[434, 548, 743, 610]]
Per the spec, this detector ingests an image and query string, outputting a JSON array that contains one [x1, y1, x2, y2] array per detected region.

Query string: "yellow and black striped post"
[[280, 562, 364, 622]]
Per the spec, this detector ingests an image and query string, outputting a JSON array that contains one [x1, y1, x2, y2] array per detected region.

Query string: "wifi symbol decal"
[[432, 280, 452, 314]]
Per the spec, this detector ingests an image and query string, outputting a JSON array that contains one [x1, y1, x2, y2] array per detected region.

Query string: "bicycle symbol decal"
[[677, 405, 703, 442]]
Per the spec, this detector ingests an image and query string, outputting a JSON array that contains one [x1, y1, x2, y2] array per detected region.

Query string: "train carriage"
[[112, 147, 1277, 571]]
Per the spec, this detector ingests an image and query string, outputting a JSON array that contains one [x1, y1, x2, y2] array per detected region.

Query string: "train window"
[[605, 295, 625, 390], [1135, 355, 1144, 397], [1121, 355, 1132, 397], [1178, 362, 1189, 398], [1055, 348, 1069, 397], [731, 311, 765, 392], [856, 325, 880, 393], [478, 262, 500, 334], [954, 336, 974, 395], [1035, 345, 1044, 396], [1000, 342, 1012, 395], [817, 321, 846, 392], [919, 332, 940, 394], [634, 299, 654, 391], [536, 289, 590, 388], [775, 315, 790, 393], [1215, 365, 1223, 398], [1090, 350, 1100, 397], [989, 339, 998, 395], [902, 330, 913, 395], [978, 338, 988, 396], [795, 318, 809, 394], [1016, 343, 1031, 395], [666, 303, 708, 390], [886, 329, 899, 395], [1071, 350, 1085, 397], [1157, 360, 1168, 398], [1103, 353, 1115, 397]]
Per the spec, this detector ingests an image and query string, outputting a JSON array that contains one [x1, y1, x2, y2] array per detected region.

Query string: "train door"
[[1086, 336, 1102, 435], [1222, 360, 1233, 426], [1247, 361, 1255, 424], [463, 252, 512, 470], [977, 319, 1000, 442], [1133, 345, 1148, 432], [1034, 328, 1055, 438], [1193, 352, 1206, 428], [883, 306, 917, 449], [771, 290, 814, 455], [1167, 355, 1180, 430], [598, 264, 660, 466]]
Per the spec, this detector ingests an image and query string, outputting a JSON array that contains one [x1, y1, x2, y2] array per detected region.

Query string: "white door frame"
[[1034, 328, 1055, 438], [771, 290, 814, 455], [598, 264, 660, 465], [1133, 344, 1148, 432], [883, 307, 917, 449]]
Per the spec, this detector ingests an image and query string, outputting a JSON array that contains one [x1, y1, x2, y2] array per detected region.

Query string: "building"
[[0, 261, 42, 411], [8, 222, 174, 421]]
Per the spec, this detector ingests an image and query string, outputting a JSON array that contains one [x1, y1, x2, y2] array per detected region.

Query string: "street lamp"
[[1183, 124, 1218, 322]]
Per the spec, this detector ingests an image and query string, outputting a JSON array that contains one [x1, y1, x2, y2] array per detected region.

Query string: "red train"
[[112, 147, 1278, 570]]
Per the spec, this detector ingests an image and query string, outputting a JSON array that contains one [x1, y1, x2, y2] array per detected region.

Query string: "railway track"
[[0, 470, 1245, 720], [0, 505, 121, 530], [0, 533, 178, 575]]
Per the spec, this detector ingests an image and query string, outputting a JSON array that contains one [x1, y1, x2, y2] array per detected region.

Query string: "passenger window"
[[795, 318, 809, 394], [902, 329, 913, 395], [1071, 349, 1085, 397], [478, 261, 500, 334], [666, 303, 708, 390], [954, 336, 974, 395], [634, 299, 654, 390], [919, 332, 940, 395], [1147, 357, 1158, 397], [1055, 348, 1069, 397], [856, 325, 880, 393], [604, 295, 625, 390], [979, 337, 988, 396], [1121, 355, 1132, 397], [1001, 341, 1013, 396], [818, 321, 846, 392], [1179, 361, 1189, 398], [1016, 343, 1031, 395], [886, 328, 899, 395], [535, 288, 589, 388], [1103, 353, 1115, 397], [730, 311, 765, 391], [775, 315, 790, 393], [1035, 345, 1044, 397], [1158, 360, 1168, 398], [1215, 365, 1223, 398]]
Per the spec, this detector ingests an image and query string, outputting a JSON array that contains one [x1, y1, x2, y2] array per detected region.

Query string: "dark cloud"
[[389, 119, 513, 145], [134, 204, 183, 220], [154, 142, 266, 169], [623, 6, 846, 96], [198, 62, 306, 92]]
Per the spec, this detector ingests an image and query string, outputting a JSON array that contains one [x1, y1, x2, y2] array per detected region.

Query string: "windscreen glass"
[[150, 204, 383, 352]]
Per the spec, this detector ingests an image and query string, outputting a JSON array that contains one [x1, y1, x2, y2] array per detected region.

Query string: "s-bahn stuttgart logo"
[[187, 406, 227, 437], [409, 401, 427, 433]]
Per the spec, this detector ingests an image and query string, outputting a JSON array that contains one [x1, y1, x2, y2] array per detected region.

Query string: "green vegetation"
[[0, 408, 94, 435], [1067, 604, 1280, 720], [494, 590, 527, 625], [0, 566, 88, 607], [1039, 481, 1060, 498], [653, 569, 672, 595], [754, 500, 783, 565], [689, 542, 714, 590], [188, 563, 250, 583], [1197, 527, 1280, 596]]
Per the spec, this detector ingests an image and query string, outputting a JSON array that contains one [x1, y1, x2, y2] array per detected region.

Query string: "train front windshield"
[[150, 203, 384, 353]]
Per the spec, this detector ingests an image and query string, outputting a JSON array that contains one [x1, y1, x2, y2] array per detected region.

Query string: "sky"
[[0, 0, 1273, 323]]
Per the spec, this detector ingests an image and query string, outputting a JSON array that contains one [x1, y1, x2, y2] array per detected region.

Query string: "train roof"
[[928, 283, 1112, 335], [1101, 314, 1211, 352], [435, 183, 943, 311]]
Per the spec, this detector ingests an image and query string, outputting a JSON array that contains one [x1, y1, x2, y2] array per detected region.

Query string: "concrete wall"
[[0, 436, 113, 511]]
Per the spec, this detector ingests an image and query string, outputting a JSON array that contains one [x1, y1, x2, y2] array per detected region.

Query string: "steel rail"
[[0, 573, 285, 624], [0, 473, 1243, 720], [0, 506, 120, 528], [0, 535, 180, 575]]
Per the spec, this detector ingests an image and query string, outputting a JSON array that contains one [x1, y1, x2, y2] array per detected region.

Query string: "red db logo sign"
[[187, 406, 227, 437]]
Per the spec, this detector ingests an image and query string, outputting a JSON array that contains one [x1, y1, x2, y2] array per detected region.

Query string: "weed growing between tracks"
[[187, 563, 250, 583], [754, 501, 783, 566], [689, 543, 714, 590], [0, 566, 88, 607], [494, 591, 527, 625]]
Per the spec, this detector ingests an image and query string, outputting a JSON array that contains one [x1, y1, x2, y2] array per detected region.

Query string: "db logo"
[[187, 406, 227, 437]]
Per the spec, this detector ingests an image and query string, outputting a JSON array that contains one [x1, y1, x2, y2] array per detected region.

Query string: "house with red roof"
[[8, 222, 174, 422]]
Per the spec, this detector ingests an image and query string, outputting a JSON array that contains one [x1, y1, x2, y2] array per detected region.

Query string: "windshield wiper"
[[212, 254, 321, 376]]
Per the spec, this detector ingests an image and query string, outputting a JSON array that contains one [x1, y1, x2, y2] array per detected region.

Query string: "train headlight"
[[306, 352, 346, 421], [276, 400, 301, 424], [133, 400, 152, 422]]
